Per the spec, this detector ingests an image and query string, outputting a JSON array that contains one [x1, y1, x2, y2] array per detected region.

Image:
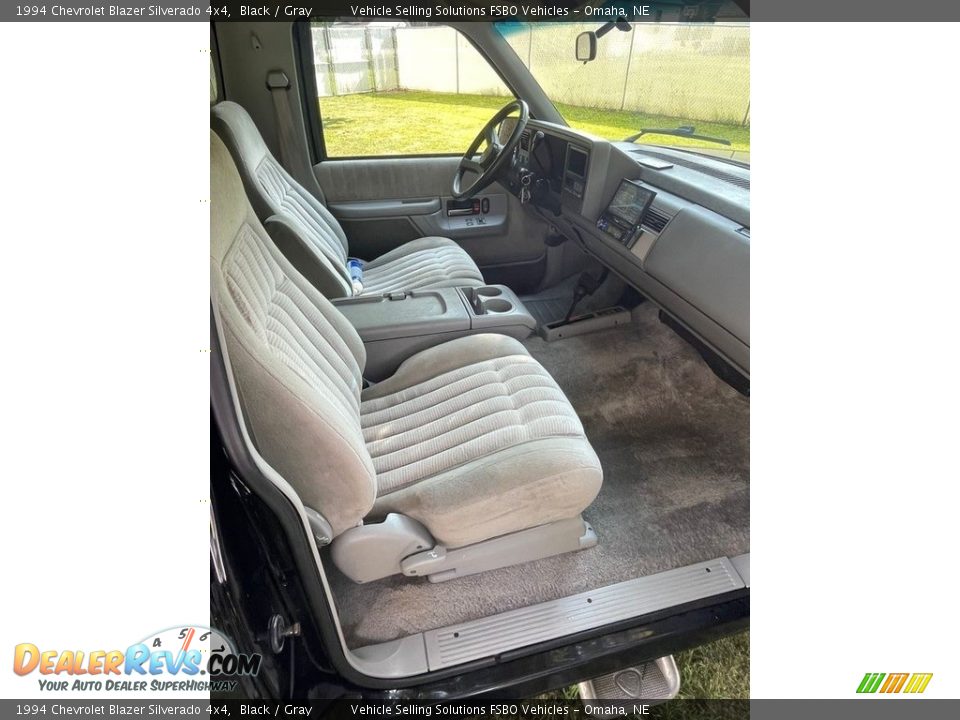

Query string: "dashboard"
[[501, 119, 750, 376]]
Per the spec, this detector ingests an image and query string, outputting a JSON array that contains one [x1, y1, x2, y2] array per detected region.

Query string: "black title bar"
[[6, 1, 960, 23]]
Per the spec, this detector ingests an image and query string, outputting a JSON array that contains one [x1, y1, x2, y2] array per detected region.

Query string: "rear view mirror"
[[576, 32, 597, 63]]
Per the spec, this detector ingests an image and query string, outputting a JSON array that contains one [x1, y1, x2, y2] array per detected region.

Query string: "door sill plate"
[[349, 556, 747, 678]]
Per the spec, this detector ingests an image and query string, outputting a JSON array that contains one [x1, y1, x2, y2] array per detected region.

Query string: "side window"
[[309, 22, 513, 157]]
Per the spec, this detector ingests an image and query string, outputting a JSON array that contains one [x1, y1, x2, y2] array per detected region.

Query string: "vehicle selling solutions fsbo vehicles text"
[[348, 5, 651, 18], [348, 704, 584, 716]]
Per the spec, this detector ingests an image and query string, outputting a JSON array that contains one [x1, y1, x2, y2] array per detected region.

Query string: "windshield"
[[496, 22, 749, 164]]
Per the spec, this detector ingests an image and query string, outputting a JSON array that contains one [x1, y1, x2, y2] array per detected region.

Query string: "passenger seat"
[[211, 130, 602, 582]]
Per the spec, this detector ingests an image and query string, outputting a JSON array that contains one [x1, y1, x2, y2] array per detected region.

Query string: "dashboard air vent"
[[643, 207, 671, 233]]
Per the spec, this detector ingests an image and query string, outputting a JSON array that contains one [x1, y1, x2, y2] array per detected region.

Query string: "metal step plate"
[[421, 557, 743, 670], [579, 655, 681, 704]]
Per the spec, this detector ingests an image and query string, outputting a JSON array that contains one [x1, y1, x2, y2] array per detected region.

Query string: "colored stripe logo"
[[857, 672, 932, 694]]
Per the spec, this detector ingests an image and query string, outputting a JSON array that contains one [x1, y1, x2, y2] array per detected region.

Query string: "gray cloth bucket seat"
[[212, 101, 485, 298], [211, 130, 602, 571]]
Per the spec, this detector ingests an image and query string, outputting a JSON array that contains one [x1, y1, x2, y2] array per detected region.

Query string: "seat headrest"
[[211, 101, 272, 170]]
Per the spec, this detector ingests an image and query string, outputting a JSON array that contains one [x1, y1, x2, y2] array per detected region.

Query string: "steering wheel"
[[452, 99, 529, 200]]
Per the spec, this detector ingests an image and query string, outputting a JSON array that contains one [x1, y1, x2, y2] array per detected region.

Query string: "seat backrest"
[[210, 130, 376, 536], [211, 101, 353, 298]]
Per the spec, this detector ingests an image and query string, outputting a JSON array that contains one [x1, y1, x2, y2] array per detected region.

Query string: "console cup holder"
[[461, 285, 516, 315], [482, 298, 513, 313]]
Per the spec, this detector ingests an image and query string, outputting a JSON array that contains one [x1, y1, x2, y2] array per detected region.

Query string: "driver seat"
[[211, 101, 485, 298]]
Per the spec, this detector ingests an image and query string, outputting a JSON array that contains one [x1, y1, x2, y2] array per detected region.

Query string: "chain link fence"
[[311, 22, 749, 127], [312, 23, 399, 95]]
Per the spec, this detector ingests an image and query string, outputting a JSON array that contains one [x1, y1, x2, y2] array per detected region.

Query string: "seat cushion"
[[360, 334, 603, 548], [361, 237, 484, 295]]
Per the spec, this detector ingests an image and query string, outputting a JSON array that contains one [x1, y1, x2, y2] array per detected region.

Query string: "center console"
[[333, 285, 536, 381]]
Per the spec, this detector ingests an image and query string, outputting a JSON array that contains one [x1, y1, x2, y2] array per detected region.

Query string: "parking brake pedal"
[[578, 656, 680, 707], [562, 269, 608, 323]]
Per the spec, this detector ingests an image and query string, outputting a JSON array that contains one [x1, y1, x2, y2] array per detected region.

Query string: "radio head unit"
[[596, 179, 657, 248]]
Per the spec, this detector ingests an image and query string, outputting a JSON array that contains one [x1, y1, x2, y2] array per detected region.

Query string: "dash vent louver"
[[643, 207, 671, 233]]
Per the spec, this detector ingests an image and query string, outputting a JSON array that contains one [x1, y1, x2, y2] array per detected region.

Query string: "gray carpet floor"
[[327, 301, 750, 647]]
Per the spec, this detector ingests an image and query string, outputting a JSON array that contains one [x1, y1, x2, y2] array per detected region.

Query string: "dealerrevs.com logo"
[[12, 625, 261, 693], [857, 672, 933, 694]]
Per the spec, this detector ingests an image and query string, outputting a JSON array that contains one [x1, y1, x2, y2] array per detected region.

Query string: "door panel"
[[314, 157, 549, 291], [329, 193, 511, 256], [317, 156, 458, 203]]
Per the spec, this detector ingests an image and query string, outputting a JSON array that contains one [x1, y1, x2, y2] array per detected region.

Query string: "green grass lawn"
[[318, 90, 750, 157], [672, 631, 749, 700]]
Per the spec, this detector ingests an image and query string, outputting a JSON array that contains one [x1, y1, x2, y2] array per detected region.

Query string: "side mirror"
[[575, 31, 597, 63]]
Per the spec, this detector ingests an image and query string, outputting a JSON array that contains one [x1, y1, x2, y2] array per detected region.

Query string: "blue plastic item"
[[347, 259, 364, 296]]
